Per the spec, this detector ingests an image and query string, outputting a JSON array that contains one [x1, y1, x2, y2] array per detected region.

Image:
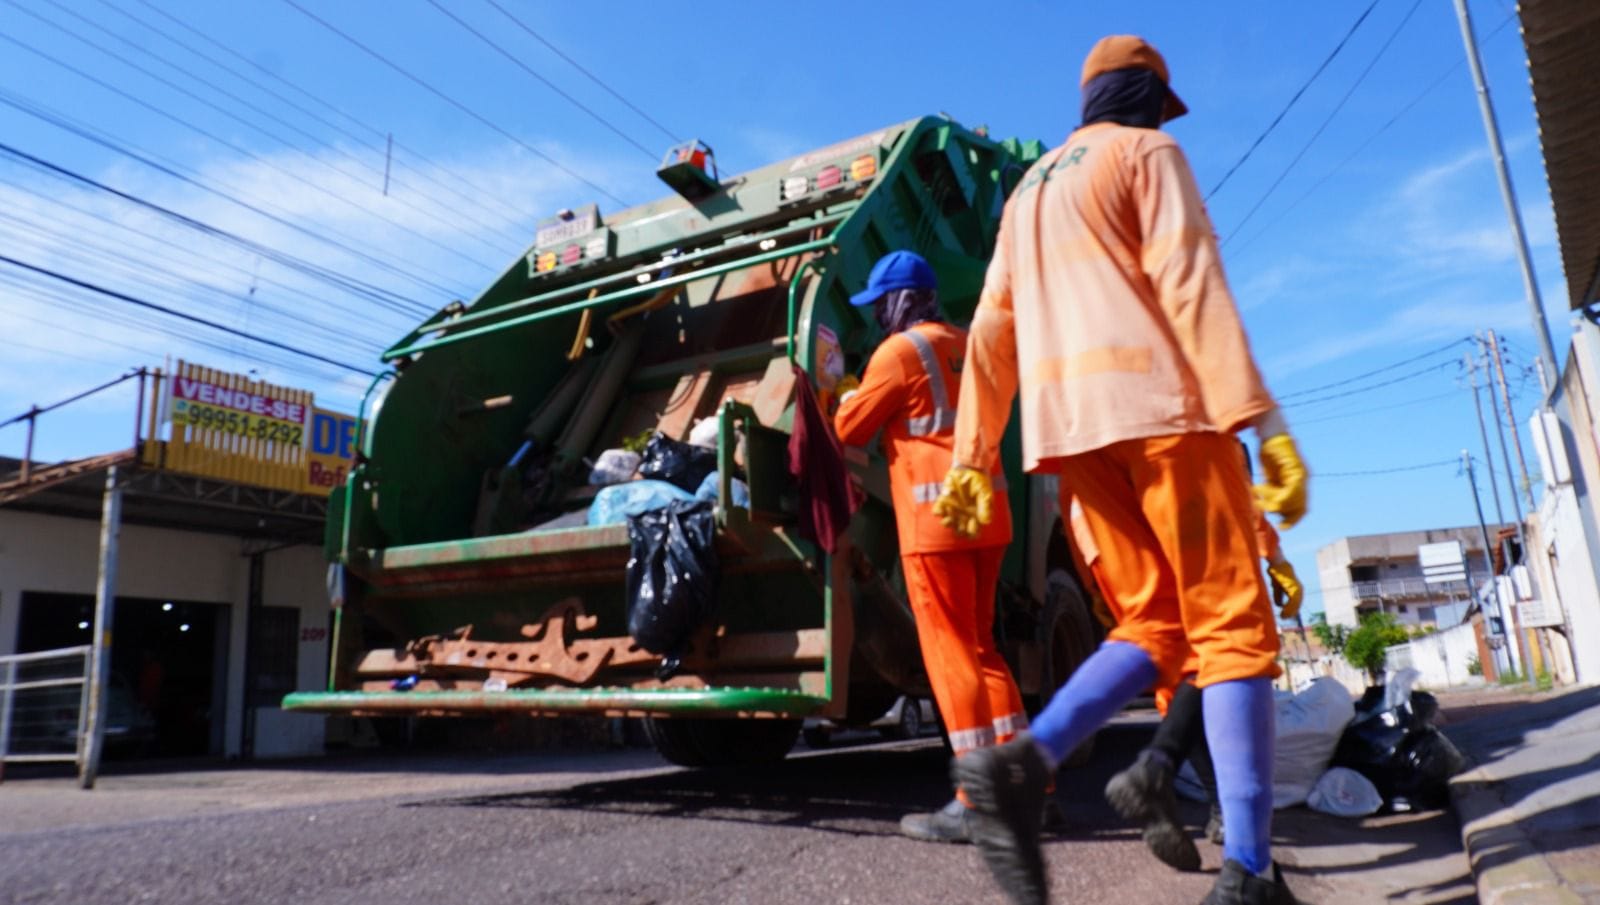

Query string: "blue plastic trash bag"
[[587, 480, 695, 526], [693, 470, 750, 507]]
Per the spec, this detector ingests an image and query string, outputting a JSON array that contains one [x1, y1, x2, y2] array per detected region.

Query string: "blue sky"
[[0, 0, 1567, 615]]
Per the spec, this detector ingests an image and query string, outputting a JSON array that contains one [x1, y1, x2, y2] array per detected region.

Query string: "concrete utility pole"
[[1488, 330, 1538, 511], [1453, 0, 1561, 397], [1480, 333, 1525, 532], [1466, 351, 1507, 526], [1462, 451, 1520, 677], [79, 466, 122, 790]]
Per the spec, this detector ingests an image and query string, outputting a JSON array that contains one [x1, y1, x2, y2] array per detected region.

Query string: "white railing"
[[0, 646, 91, 779], [1352, 577, 1435, 599]]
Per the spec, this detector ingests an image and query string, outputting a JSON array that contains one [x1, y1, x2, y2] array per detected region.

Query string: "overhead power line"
[[1294, 389, 1461, 426], [280, 0, 630, 208], [1277, 337, 1471, 400], [1226, 13, 1517, 262], [2, 0, 502, 273], [0, 253, 378, 376], [1221, 0, 1425, 246], [1318, 458, 1460, 478], [0, 138, 432, 317], [1204, 0, 1381, 201], [478, 0, 683, 145], [1283, 359, 1460, 408], [90, 0, 533, 250], [423, 0, 658, 160], [122, 0, 535, 227], [0, 58, 458, 306]]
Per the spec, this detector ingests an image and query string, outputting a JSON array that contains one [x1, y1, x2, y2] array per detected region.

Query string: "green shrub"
[[1466, 655, 1483, 677], [1344, 612, 1411, 681]]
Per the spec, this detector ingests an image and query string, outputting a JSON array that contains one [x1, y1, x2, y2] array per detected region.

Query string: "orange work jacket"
[[835, 321, 1012, 554]]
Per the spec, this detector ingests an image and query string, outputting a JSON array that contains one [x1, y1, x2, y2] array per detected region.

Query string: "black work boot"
[[899, 797, 972, 843], [1105, 749, 1201, 871], [952, 732, 1051, 905], [1200, 860, 1296, 905]]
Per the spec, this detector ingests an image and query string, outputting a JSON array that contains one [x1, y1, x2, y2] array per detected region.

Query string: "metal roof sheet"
[[1520, 0, 1600, 308]]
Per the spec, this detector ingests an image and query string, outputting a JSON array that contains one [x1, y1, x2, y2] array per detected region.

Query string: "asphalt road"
[[0, 716, 1473, 905]]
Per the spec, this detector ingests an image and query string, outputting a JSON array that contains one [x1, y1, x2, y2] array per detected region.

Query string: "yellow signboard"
[[142, 360, 356, 498]]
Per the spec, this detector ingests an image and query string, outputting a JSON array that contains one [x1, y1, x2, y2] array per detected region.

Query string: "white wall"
[[0, 509, 330, 758], [1385, 621, 1483, 690]]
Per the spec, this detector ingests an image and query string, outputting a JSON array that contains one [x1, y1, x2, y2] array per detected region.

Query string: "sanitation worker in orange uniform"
[[833, 250, 1027, 844], [936, 36, 1309, 905]]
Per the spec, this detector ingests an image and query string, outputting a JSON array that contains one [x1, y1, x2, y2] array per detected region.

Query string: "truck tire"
[[1038, 570, 1099, 767], [643, 717, 801, 768]]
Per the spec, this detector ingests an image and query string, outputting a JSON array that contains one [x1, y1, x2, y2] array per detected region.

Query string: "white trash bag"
[[587, 449, 642, 486], [1273, 677, 1355, 808], [1307, 766, 1383, 818], [687, 416, 720, 449]]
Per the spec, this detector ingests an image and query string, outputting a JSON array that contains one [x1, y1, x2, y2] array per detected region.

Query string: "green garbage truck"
[[285, 117, 1104, 766]]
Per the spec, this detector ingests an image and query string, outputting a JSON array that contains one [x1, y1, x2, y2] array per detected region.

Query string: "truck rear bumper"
[[283, 686, 827, 718]]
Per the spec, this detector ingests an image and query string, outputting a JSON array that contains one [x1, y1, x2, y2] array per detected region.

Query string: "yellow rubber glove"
[[834, 374, 860, 406], [932, 466, 993, 540], [1267, 559, 1303, 621], [1254, 433, 1309, 529]]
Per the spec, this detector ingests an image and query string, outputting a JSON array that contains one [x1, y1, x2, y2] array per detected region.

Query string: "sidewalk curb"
[[1449, 756, 1586, 905]]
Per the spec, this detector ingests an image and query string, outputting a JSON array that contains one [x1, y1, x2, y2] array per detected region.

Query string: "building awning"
[[1520, 0, 1600, 309]]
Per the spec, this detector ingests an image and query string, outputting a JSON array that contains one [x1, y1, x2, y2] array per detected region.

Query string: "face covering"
[[875, 287, 942, 336], [1081, 67, 1169, 130]]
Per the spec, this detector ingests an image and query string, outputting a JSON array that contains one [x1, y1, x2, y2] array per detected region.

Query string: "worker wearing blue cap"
[[834, 250, 1026, 843]]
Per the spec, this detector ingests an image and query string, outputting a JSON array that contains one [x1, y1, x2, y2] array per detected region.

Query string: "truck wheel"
[[644, 717, 801, 767], [1038, 571, 1099, 767]]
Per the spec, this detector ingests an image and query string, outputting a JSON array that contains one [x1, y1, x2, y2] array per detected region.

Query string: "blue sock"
[[1203, 677, 1275, 874], [1029, 641, 1156, 767]]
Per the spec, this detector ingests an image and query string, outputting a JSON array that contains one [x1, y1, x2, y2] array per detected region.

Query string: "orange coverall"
[[835, 321, 1025, 755], [954, 121, 1281, 691]]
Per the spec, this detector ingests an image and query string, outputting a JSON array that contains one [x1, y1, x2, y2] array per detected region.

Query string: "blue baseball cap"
[[849, 250, 937, 307]]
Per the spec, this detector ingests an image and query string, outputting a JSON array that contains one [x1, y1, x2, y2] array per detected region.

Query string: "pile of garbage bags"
[[581, 428, 748, 678], [1179, 669, 1465, 818]]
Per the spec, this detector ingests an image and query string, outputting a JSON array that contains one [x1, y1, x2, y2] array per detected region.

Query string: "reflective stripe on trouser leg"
[[901, 548, 1024, 760], [948, 726, 998, 756], [992, 712, 1029, 740]]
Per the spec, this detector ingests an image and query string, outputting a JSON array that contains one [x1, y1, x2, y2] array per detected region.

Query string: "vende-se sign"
[[169, 375, 310, 446]]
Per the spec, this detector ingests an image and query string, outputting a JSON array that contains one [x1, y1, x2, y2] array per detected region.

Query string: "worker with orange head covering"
[[937, 35, 1309, 905], [834, 250, 1026, 845]]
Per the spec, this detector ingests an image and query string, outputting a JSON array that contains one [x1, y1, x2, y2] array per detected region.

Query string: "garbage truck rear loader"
[[285, 118, 1104, 766]]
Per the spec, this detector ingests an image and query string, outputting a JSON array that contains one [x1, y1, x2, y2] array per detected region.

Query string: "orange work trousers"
[[902, 546, 1027, 756], [1058, 432, 1280, 691]]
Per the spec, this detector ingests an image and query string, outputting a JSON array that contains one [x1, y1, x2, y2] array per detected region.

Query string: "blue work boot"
[[952, 732, 1050, 905], [899, 798, 972, 843], [1200, 860, 1296, 905], [1105, 749, 1201, 871]]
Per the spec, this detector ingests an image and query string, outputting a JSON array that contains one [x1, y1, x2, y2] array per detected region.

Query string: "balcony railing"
[[1351, 577, 1436, 599]]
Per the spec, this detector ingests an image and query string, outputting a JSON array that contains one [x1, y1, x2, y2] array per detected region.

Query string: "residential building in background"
[[1317, 526, 1508, 629]]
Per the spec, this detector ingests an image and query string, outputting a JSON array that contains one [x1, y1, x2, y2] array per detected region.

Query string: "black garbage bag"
[[637, 432, 718, 493], [1332, 676, 1464, 811], [625, 499, 719, 677]]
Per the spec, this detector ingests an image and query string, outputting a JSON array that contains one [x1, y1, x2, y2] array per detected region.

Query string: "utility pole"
[[1480, 335, 1525, 531], [1453, 0, 1561, 397], [1466, 351, 1507, 526], [1488, 329, 1538, 511], [1463, 451, 1520, 677]]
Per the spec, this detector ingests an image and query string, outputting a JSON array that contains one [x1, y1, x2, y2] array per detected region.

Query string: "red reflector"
[[816, 165, 842, 190], [562, 244, 582, 266]]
